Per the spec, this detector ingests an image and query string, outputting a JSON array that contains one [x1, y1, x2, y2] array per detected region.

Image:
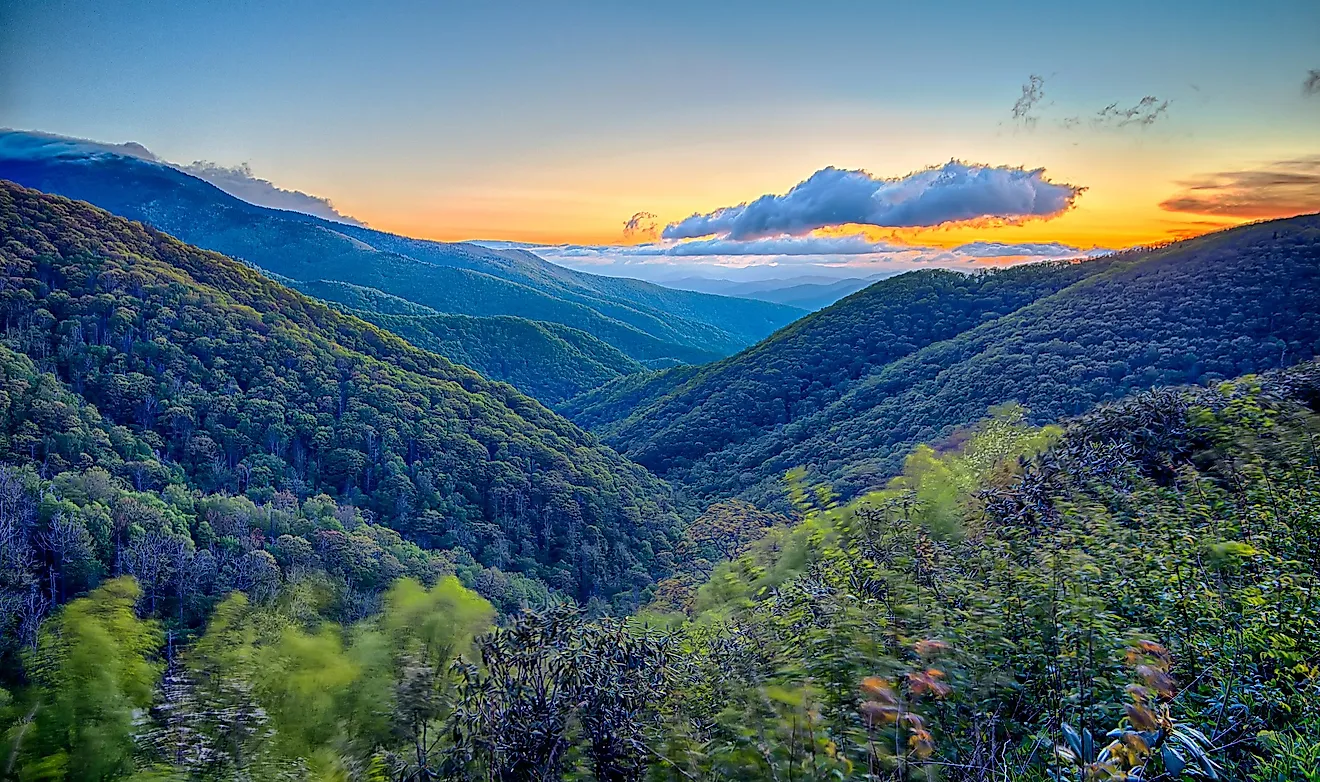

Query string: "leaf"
[[1063, 723, 1084, 758], [1195, 751, 1219, 779], [1162, 745, 1186, 776]]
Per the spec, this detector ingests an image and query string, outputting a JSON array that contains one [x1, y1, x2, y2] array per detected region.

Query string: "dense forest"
[[3, 355, 1316, 780], [0, 132, 804, 365], [560, 260, 1112, 466], [278, 277, 645, 405], [0, 181, 684, 608], [568, 214, 1320, 508]]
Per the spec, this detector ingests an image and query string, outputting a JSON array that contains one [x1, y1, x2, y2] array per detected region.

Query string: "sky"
[[2, 0, 1319, 279]]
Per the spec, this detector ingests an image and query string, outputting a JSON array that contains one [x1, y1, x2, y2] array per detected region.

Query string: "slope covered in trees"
[[5, 362, 1317, 780], [277, 277, 645, 405], [0, 130, 804, 364], [561, 260, 1113, 486], [573, 214, 1320, 507], [0, 180, 683, 606], [345, 311, 644, 407]]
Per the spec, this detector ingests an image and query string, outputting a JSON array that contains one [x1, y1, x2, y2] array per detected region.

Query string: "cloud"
[[1011, 74, 1047, 127], [0, 129, 161, 162], [175, 160, 363, 225], [1006, 75, 1173, 132], [622, 211, 658, 240], [1159, 157, 1320, 219], [662, 162, 1082, 241], [491, 232, 1109, 287], [0, 129, 363, 225], [1094, 96, 1170, 128], [1305, 69, 1320, 96], [652, 234, 906, 257], [953, 240, 1088, 258]]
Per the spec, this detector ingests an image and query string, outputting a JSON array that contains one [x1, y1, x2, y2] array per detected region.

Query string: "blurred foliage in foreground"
[[3, 362, 1320, 780]]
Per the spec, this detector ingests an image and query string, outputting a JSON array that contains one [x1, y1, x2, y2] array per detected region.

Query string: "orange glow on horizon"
[[352, 203, 1256, 254]]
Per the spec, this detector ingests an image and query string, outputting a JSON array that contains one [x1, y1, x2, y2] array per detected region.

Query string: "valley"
[[1, 9, 1317, 775]]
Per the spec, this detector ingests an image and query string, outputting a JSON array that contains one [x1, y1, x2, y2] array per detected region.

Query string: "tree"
[[20, 578, 161, 781]]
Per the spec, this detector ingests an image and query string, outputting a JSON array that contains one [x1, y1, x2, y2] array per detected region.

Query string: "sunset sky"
[[3, 0, 1318, 278]]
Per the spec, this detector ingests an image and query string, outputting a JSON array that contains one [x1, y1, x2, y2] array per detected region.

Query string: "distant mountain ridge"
[[0, 130, 804, 367]]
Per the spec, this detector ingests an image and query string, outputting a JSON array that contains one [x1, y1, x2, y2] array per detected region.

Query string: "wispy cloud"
[[953, 240, 1090, 258], [0, 129, 161, 162], [1008, 75, 1173, 131], [479, 235, 1103, 286], [0, 129, 363, 225], [1011, 74, 1047, 128], [1093, 96, 1171, 128], [663, 162, 1082, 241], [622, 211, 658, 240], [1159, 157, 1320, 219], [1305, 69, 1320, 96], [175, 160, 364, 225]]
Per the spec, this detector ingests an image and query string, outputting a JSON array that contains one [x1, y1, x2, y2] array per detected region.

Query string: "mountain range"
[[0, 130, 804, 374], [2, 131, 1318, 602], [562, 215, 1320, 507], [663, 272, 898, 311], [0, 180, 682, 608]]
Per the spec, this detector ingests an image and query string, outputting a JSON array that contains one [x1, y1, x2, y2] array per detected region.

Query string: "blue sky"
[[2, 0, 1318, 274]]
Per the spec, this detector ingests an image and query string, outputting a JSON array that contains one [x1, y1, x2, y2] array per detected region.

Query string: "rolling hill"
[[567, 215, 1320, 507], [0, 180, 684, 606], [0, 130, 803, 366], [277, 277, 645, 404]]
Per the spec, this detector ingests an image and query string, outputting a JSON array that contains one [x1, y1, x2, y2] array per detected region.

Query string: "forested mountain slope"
[[0, 180, 682, 605], [0, 131, 802, 364], [348, 311, 643, 406], [562, 259, 1114, 476], [278, 277, 645, 404], [575, 214, 1320, 507]]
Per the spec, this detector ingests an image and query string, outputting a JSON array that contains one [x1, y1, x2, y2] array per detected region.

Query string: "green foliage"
[[1250, 729, 1320, 782], [345, 309, 644, 407], [1, 361, 1318, 780], [17, 579, 161, 781], [641, 361, 1320, 780], [272, 276, 649, 406]]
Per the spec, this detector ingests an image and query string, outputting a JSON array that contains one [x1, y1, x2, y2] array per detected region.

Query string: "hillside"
[[561, 259, 1114, 478], [278, 277, 645, 404], [572, 214, 1320, 507], [7, 362, 1316, 780], [0, 180, 683, 606], [0, 131, 803, 365], [347, 311, 643, 406]]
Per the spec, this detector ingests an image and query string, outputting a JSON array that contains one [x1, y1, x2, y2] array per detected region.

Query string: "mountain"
[[0, 130, 804, 365], [560, 259, 1111, 472], [566, 214, 1320, 507], [0, 180, 684, 606], [277, 277, 645, 405], [740, 276, 886, 310], [660, 273, 893, 310]]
